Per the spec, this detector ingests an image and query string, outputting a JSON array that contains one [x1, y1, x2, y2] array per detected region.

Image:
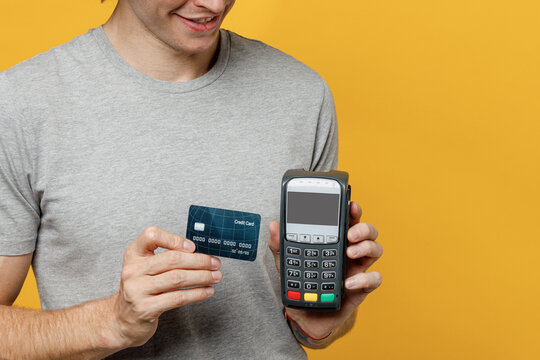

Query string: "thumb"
[[268, 221, 281, 272]]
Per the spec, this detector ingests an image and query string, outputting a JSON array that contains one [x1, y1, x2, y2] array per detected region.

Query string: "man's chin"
[[168, 32, 220, 55]]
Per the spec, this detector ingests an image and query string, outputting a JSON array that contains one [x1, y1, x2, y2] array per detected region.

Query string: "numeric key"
[[286, 258, 300, 267], [323, 249, 337, 257], [304, 249, 319, 257], [322, 271, 336, 280], [304, 282, 318, 290], [322, 260, 336, 268], [287, 247, 301, 255], [287, 269, 300, 278]]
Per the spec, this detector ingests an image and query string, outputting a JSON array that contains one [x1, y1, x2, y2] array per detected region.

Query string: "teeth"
[[192, 17, 214, 24]]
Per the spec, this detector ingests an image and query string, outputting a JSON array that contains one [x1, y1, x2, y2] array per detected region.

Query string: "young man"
[[0, 1, 383, 358]]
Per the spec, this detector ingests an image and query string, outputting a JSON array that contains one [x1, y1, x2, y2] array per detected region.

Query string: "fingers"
[[347, 240, 383, 260], [129, 226, 195, 257], [346, 217, 382, 271], [135, 286, 216, 321], [144, 269, 222, 295], [345, 271, 382, 293], [119, 249, 222, 325], [346, 255, 380, 275], [116, 226, 221, 344], [346, 239, 383, 273], [268, 221, 281, 273], [348, 222, 379, 243], [349, 201, 362, 226], [268, 221, 280, 255], [144, 250, 221, 276]]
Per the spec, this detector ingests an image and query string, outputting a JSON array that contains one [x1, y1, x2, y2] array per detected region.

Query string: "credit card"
[[185, 205, 261, 261]]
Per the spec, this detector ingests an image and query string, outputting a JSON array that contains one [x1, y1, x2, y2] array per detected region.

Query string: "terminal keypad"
[[285, 233, 339, 304]]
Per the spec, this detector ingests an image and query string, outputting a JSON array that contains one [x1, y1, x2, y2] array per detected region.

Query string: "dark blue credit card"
[[185, 205, 261, 261]]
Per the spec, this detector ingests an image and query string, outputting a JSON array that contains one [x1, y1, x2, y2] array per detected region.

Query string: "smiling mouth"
[[190, 16, 216, 24], [174, 13, 220, 32]]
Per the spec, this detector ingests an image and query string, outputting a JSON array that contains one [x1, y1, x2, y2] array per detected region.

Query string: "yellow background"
[[1, 0, 539, 359]]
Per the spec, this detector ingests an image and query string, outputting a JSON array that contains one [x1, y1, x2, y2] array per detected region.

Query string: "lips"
[[174, 13, 220, 33]]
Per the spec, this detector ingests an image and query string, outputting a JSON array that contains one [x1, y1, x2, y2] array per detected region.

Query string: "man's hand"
[[0, 226, 222, 359], [268, 201, 382, 346], [111, 226, 222, 348]]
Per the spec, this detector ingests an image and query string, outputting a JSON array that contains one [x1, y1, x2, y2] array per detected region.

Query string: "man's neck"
[[102, 4, 219, 82]]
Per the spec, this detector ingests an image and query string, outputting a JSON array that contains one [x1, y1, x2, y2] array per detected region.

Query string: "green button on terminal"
[[321, 293, 335, 302]]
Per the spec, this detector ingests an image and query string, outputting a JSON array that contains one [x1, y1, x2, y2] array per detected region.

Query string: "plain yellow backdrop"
[[2, 0, 539, 359]]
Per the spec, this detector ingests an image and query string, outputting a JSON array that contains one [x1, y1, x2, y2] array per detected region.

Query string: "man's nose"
[[192, 0, 229, 14]]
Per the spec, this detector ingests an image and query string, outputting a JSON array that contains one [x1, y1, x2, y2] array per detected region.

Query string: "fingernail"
[[212, 271, 222, 282], [206, 287, 215, 296], [183, 240, 195, 251], [211, 257, 221, 269], [345, 278, 356, 289]]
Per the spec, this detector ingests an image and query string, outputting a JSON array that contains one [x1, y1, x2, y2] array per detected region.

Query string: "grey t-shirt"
[[0, 27, 338, 359]]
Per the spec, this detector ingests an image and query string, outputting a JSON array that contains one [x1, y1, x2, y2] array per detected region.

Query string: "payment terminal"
[[280, 169, 350, 311]]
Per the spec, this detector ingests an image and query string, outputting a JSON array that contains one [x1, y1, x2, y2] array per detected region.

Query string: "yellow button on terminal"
[[304, 293, 318, 302]]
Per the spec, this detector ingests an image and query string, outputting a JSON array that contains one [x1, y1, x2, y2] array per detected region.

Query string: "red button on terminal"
[[287, 290, 301, 300]]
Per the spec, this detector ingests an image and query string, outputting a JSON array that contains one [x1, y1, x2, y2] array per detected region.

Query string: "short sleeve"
[[0, 72, 40, 255], [309, 79, 338, 172]]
